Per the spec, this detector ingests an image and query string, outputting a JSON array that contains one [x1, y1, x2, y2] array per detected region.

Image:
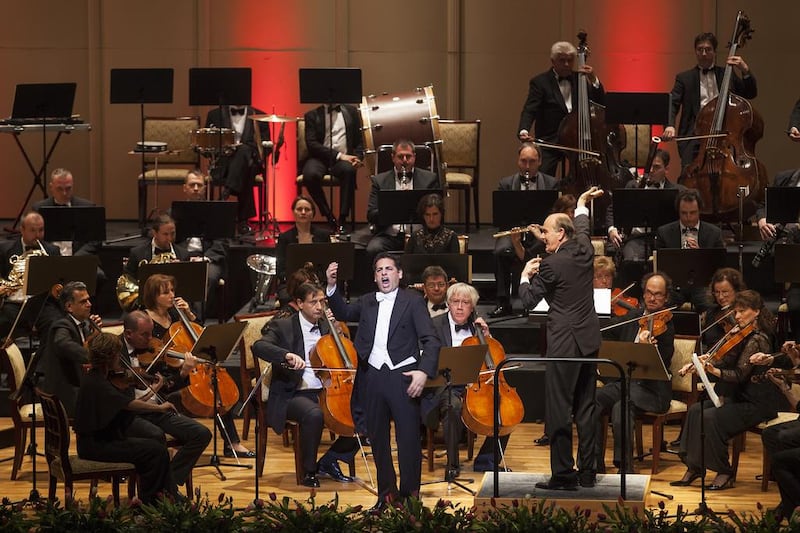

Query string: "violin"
[[108, 367, 160, 391], [137, 336, 187, 369], [461, 319, 525, 436], [637, 308, 673, 339], [751, 368, 800, 383], [611, 284, 639, 316], [707, 320, 756, 363]]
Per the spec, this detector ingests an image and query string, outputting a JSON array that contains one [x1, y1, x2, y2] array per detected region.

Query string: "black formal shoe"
[[488, 304, 513, 318], [669, 470, 702, 487], [317, 459, 354, 483], [706, 475, 735, 491], [578, 472, 596, 488], [534, 434, 550, 446], [224, 448, 256, 458], [301, 472, 320, 488], [535, 477, 578, 491]]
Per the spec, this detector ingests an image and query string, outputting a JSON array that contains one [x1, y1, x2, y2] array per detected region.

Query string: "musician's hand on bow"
[[326, 262, 338, 290], [474, 317, 491, 338], [726, 55, 749, 75], [522, 257, 541, 280], [789, 126, 800, 142], [403, 369, 427, 398], [678, 361, 696, 377], [749, 352, 775, 366], [661, 127, 676, 141], [758, 217, 777, 241], [284, 352, 305, 370], [518, 130, 534, 142], [608, 227, 623, 248], [577, 186, 603, 208], [151, 373, 165, 393]]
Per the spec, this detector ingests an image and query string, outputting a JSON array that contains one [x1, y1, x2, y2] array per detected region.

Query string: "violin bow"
[[610, 282, 636, 303], [599, 305, 678, 332]]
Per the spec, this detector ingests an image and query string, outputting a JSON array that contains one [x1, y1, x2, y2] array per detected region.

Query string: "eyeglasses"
[[644, 290, 666, 298], [448, 298, 472, 307], [696, 46, 714, 54]]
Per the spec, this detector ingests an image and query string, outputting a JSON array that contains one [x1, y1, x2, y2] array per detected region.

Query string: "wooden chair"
[[439, 119, 481, 232], [35, 388, 136, 506], [137, 116, 201, 226], [0, 344, 43, 480], [234, 311, 277, 442], [295, 118, 357, 231]]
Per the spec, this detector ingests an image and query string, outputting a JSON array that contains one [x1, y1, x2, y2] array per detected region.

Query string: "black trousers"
[[302, 158, 357, 224], [212, 145, 259, 222], [363, 364, 422, 502], [762, 419, 800, 513]]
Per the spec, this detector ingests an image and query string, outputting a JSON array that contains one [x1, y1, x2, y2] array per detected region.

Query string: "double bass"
[[680, 11, 768, 220]]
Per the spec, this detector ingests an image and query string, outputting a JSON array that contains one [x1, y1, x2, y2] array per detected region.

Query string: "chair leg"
[[138, 180, 148, 229], [635, 419, 644, 461], [473, 181, 480, 229], [651, 419, 663, 474], [426, 427, 435, 472], [731, 432, 745, 481], [464, 188, 471, 234], [10, 424, 27, 480], [762, 446, 770, 492], [112, 477, 120, 507], [242, 406, 252, 441], [467, 430, 475, 460], [128, 474, 137, 501], [289, 424, 302, 485], [49, 475, 57, 502]]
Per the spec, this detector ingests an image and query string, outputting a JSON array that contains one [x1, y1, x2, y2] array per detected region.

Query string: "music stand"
[[4, 83, 77, 233], [286, 242, 356, 281], [171, 201, 237, 242], [671, 311, 701, 337], [491, 190, 559, 229], [598, 340, 671, 475], [376, 189, 444, 227], [612, 189, 679, 229], [26, 255, 99, 296], [774, 245, 800, 283], [398, 254, 472, 284], [299, 68, 362, 105], [653, 248, 726, 292], [39, 206, 107, 242], [422, 344, 487, 494], [189, 321, 250, 479], [766, 187, 800, 224], [139, 261, 208, 302], [605, 93, 670, 167]]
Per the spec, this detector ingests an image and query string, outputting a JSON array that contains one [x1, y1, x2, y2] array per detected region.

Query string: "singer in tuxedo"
[[661, 32, 757, 167], [490, 143, 558, 318], [517, 41, 605, 176], [302, 104, 364, 231], [365, 140, 439, 260], [205, 104, 271, 231], [326, 253, 440, 508]]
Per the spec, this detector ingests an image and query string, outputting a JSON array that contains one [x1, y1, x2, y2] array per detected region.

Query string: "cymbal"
[[249, 114, 299, 123]]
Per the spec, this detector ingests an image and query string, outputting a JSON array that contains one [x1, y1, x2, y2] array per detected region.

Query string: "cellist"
[[661, 32, 757, 168], [252, 282, 359, 488]]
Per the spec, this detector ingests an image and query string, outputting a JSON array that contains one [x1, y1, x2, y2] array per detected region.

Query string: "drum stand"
[[253, 119, 281, 241]]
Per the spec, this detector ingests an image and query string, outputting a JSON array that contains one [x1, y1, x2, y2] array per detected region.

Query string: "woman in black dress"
[[404, 193, 460, 254]]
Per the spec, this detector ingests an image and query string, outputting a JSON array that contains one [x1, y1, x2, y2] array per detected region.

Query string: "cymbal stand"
[[254, 118, 281, 241]]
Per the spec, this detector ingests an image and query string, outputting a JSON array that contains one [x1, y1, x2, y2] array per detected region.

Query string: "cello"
[[679, 11, 768, 220], [461, 320, 524, 436], [557, 31, 627, 228], [310, 303, 358, 437]]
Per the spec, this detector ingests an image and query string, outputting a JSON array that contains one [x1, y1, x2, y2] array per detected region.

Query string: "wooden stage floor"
[[0, 418, 782, 517]]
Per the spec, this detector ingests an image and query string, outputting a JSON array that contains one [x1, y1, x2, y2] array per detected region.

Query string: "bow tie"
[[701, 67, 714, 75], [154, 247, 172, 255], [376, 291, 397, 303], [309, 324, 320, 333], [431, 303, 447, 311], [327, 104, 341, 113], [682, 227, 698, 234], [558, 75, 571, 82], [520, 173, 536, 184], [24, 245, 39, 251], [645, 180, 660, 188], [454, 323, 472, 333], [230, 106, 246, 116]]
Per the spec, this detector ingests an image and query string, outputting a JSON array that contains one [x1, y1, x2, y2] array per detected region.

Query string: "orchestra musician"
[[661, 32, 757, 167], [37, 281, 102, 418], [595, 272, 675, 473], [252, 282, 359, 487], [119, 310, 211, 489], [140, 274, 254, 459], [701, 268, 746, 352], [275, 196, 331, 284], [74, 333, 179, 503], [365, 140, 439, 260], [124, 213, 189, 279], [325, 253, 440, 509], [0, 211, 61, 340], [490, 142, 559, 318], [517, 41, 605, 176], [672, 290, 789, 491], [518, 186, 603, 490], [593, 256, 616, 290], [420, 265, 449, 318], [404, 193, 460, 254]]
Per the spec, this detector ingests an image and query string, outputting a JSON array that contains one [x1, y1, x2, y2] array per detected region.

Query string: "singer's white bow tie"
[[376, 292, 397, 303]]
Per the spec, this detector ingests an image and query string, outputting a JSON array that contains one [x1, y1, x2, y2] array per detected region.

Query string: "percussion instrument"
[[190, 127, 235, 157]]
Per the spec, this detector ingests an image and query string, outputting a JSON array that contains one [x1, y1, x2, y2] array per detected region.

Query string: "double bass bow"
[[679, 11, 768, 220]]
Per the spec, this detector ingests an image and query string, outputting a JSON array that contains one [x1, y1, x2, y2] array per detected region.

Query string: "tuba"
[[0, 244, 47, 304], [115, 251, 177, 311], [246, 254, 276, 307]]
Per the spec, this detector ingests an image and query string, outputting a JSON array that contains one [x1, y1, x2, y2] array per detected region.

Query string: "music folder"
[[425, 344, 488, 388], [530, 288, 611, 316]]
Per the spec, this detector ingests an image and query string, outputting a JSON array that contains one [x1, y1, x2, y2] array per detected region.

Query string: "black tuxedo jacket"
[[0, 239, 61, 278], [303, 105, 364, 163], [275, 225, 331, 280], [124, 241, 190, 278], [205, 106, 270, 146], [252, 313, 331, 434], [366, 167, 440, 230], [327, 287, 440, 378], [39, 315, 87, 416], [497, 171, 559, 191], [518, 69, 605, 141], [519, 213, 600, 357], [654, 220, 725, 250]]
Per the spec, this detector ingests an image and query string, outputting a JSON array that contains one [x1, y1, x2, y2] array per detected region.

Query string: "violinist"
[[140, 273, 254, 459], [517, 41, 604, 176], [592, 256, 615, 289], [74, 333, 179, 504], [671, 290, 788, 491], [421, 266, 449, 318], [595, 272, 675, 473], [120, 311, 211, 490], [252, 282, 359, 488], [38, 281, 102, 418], [701, 268, 746, 353], [661, 32, 757, 167], [421, 282, 502, 477]]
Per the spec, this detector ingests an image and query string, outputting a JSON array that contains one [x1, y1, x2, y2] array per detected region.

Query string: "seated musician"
[[701, 268, 746, 353], [672, 290, 789, 491], [252, 282, 359, 487], [420, 266, 450, 318], [365, 139, 440, 260], [593, 256, 616, 290], [275, 195, 331, 290], [140, 274, 254, 458], [120, 310, 211, 489], [655, 189, 724, 312], [38, 281, 102, 418], [595, 272, 675, 473], [74, 333, 179, 503], [0, 211, 62, 340], [490, 143, 559, 317], [422, 282, 509, 476], [404, 193, 459, 254], [125, 213, 189, 279]]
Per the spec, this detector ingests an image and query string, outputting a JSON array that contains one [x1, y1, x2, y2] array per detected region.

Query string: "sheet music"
[[692, 353, 721, 408], [532, 288, 611, 315]]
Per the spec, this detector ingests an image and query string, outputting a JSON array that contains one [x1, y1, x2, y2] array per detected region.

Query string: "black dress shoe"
[[706, 475, 735, 491], [535, 477, 578, 491], [301, 472, 320, 488], [669, 470, 702, 487], [224, 448, 256, 458], [488, 304, 513, 318], [578, 472, 596, 488], [369, 499, 389, 513], [317, 460, 353, 483], [534, 434, 550, 446]]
